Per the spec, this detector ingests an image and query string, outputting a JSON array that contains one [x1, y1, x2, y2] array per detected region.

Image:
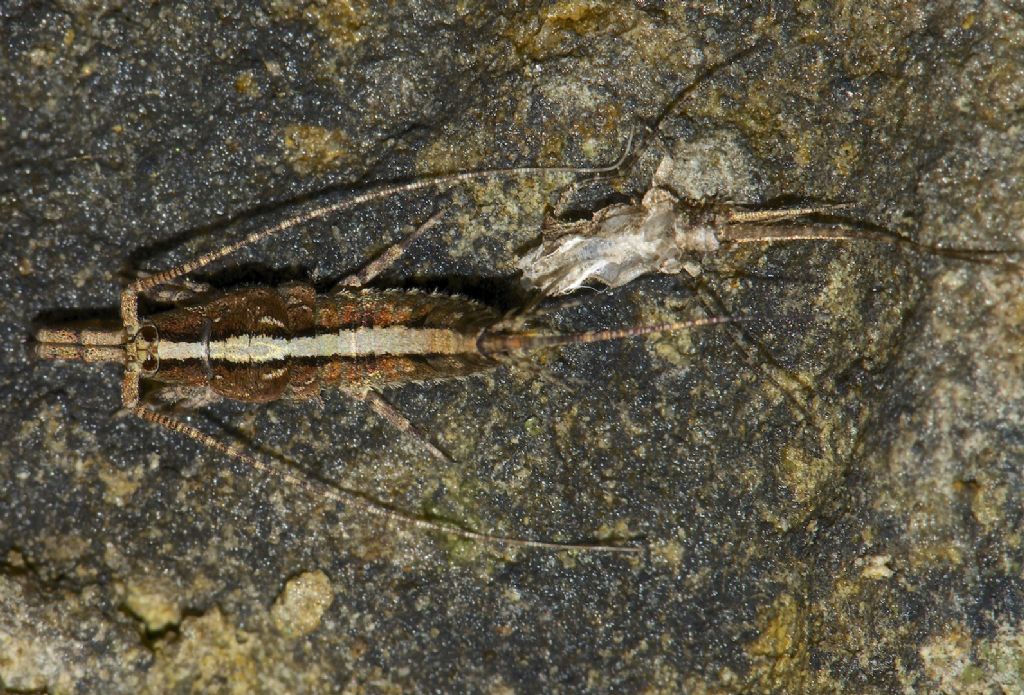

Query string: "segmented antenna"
[[479, 316, 739, 355]]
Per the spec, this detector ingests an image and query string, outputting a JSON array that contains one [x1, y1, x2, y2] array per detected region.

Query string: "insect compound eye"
[[141, 350, 160, 375], [138, 324, 159, 343], [135, 323, 160, 375]]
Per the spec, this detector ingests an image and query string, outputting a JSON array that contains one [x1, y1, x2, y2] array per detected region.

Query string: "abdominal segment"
[[147, 285, 502, 403]]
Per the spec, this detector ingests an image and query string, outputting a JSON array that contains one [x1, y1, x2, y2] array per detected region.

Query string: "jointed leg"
[[338, 209, 447, 289], [122, 154, 630, 319], [357, 389, 452, 464], [724, 203, 855, 225], [131, 273, 212, 305], [132, 405, 640, 554], [120, 155, 627, 332]]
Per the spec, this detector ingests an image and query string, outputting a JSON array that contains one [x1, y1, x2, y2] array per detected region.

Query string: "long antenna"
[[479, 316, 739, 355], [134, 406, 643, 555], [121, 137, 634, 332]]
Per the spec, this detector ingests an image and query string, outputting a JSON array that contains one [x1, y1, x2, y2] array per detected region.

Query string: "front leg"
[[125, 270, 213, 305], [113, 384, 220, 432], [144, 384, 222, 414]]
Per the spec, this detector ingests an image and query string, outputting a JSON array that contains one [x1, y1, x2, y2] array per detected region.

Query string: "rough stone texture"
[[271, 569, 335, 638], [1, 1, 1022, 693]]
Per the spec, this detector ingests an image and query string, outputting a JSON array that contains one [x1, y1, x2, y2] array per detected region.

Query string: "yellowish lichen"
[[234, 70, 259, 98], [268, 0, 366, 50], [281, 124, 362, 176], [121, 577, 182, 633], [270, 570, 334, 639], [832, 141, 859, 177], [97, 464, 142, 507], [747, 593, 810, 692], [145, 608, 260, 694], [778, 443, 833, 506]]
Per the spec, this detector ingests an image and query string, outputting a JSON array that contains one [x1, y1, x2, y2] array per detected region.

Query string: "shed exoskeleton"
[[33, 156, 733, 554]]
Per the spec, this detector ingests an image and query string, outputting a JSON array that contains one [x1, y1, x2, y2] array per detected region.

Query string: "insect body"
[[32, 158, 729, 554], [38, 287, 503, 404], [36, 284, 715, 411]]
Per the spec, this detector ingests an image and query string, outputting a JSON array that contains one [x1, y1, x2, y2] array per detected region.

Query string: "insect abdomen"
[[149, 286, 503, 402], [313, 289, 501, 390]]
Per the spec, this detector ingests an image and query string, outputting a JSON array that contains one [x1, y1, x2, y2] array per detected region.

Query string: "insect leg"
[[122, 155, 631, 322], [336, 209, 447, 289], [357, 389, 452, 464], [119, 159, 624, 334], [717, 212, 1023, 271], [145, 384, 222, 413], [131, 405, 640, 554], [134, 274, 213, 305]]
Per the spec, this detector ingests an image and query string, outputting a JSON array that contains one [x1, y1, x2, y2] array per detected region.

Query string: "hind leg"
[[341, 387, 452, 463]]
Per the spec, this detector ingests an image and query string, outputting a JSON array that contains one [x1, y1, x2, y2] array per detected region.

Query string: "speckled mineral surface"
[[2, 2, 1022, 693]]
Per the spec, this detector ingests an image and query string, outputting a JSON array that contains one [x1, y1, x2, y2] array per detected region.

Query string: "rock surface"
[[2, 2, 1022, 693]]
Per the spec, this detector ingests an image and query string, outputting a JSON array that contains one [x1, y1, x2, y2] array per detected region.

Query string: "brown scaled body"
[[32, 159, 723, 553], [149, 285, 502, 404]]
